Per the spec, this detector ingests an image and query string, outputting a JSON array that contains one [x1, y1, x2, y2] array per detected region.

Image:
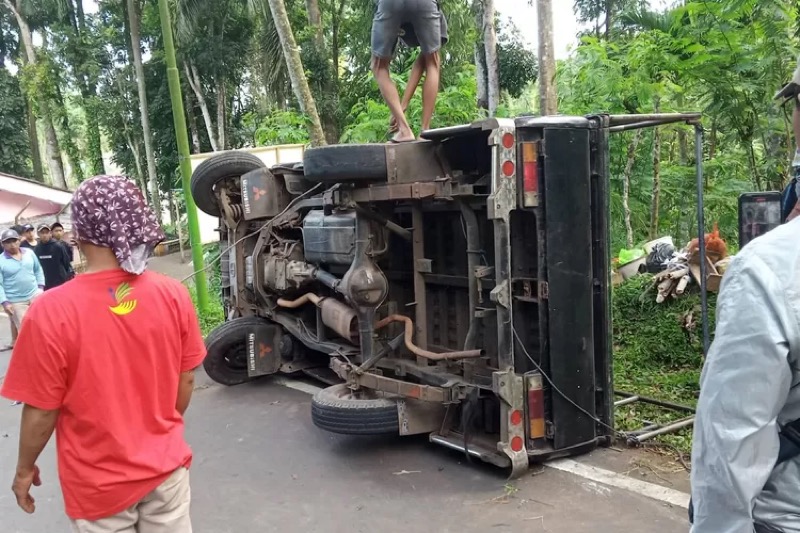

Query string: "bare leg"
[[390, 55, 426, 133], [372, 56, 414, 142], [420, 51, 441, 132]]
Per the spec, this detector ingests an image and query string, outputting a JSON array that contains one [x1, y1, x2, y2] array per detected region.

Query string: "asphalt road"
[[1, 339, 688, 532]]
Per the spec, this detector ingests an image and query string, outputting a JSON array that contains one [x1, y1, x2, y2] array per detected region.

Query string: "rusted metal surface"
[[397, 399, 447, 435], [374, 314, 484, 360], [276, 293, 358, 343], [330, 358, 451, 402], [319, 298, 358, 342], [350, 182, 438, 202], [385, 141, 446, 184], [411, 203, 429, 366]]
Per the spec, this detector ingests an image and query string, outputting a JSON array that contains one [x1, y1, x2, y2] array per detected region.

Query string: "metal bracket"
[[493, 370, 529, 478], [415, 258, 433, 273], [490, 280, 511, 309], [538, 281, 549, 300]]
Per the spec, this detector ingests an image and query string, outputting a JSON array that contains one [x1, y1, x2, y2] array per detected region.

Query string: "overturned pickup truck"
[[190, 114, 696, 476]]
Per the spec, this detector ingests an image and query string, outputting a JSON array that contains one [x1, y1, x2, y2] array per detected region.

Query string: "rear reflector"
[[526, 371, 546, 444], [521, 142, 539, 207]]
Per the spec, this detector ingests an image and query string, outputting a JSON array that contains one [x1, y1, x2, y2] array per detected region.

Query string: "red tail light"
[[521, 142, 539, 207], [526, 371, 546, 445]]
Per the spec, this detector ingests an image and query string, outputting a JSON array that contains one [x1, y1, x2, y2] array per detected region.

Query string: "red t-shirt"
[[0, 269, 206, 520]]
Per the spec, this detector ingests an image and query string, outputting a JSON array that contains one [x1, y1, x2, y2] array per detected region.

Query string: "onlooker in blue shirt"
[[0, 229, 44, 350]]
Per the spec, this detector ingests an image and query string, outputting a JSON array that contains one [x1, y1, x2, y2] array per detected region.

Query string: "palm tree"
[[262, 0, 326, 146]]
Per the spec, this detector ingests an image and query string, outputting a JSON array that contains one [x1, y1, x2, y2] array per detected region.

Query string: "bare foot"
[[391, 131, 416, 143]]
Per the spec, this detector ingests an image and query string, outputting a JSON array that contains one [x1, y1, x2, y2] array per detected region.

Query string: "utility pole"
[[537, 0, 557, 115], [157, 0, 209, 311]]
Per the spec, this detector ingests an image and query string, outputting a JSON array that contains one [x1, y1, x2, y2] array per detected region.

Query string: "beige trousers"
[[70, 467, 192, 533], [8, 300, 32, 343]]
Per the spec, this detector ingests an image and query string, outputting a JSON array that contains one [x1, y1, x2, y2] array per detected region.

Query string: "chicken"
[[688, 222, 728, 260]]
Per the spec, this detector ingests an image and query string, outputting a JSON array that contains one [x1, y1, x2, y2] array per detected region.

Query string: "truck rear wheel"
[[311, 384, 399, 435], [191, 151, 265, 217]]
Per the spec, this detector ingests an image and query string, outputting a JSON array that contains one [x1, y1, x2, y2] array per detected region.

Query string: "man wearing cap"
[[34, 224, 73, 290], [19, 224, 37, 249], [1, 176, 206, 532], [0, 229, 44, 350], [51, 221, 74, 256]]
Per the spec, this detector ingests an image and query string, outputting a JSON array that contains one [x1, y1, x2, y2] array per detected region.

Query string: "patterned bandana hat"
[[72, 175, 165, 274]]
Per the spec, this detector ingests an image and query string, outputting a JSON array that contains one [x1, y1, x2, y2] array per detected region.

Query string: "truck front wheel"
[[311, 384, 399, 435]]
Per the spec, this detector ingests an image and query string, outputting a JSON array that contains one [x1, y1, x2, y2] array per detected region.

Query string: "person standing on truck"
[[0, 228, 44, 350], [388, 13, 448, 135], [0, 175, 206, 532], [33, 224, 73, 290], [372, 0, 442, 142], [690, 215, 800, 532]]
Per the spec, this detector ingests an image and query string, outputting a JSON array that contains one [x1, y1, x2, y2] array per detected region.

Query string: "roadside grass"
[[612, 275, 716, 455]]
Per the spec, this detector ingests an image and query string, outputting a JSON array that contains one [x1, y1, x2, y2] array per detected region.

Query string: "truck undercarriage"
[[191, 113, 701, 476]]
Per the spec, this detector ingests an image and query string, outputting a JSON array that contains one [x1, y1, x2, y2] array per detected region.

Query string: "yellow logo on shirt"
[[108, 282, 137, 316]]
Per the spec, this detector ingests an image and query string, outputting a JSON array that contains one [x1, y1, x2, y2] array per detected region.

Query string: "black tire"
[[311, 384, 399, 435], [191, 152, 265, 216], [204, 316, 267, 386], [303, 144, 387, 182]]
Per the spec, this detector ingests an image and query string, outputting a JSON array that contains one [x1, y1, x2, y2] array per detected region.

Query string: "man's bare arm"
[[17, 404, 57, 473], [176, 370, 196, 415]]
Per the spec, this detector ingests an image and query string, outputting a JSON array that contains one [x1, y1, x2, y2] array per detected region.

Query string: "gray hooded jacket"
[[691, 217, 800, 533]]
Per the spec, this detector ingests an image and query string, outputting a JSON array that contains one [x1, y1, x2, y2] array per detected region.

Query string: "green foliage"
[[496, 21, 537, 99], [243, 109, 310, 146], [0, 68, 33, 178], [340, 66, 481, 143]]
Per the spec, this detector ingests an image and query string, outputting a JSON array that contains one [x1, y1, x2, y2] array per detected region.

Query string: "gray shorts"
[[398, 13, 447, 51], [372, 0, 442, 58]]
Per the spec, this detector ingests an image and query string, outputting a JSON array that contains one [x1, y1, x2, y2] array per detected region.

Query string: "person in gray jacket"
[[691, 216, 800, 532]]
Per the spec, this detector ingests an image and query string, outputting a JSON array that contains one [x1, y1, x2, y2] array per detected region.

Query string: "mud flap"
[[241, 168, 291, 220], [245, 322, 284, 378]]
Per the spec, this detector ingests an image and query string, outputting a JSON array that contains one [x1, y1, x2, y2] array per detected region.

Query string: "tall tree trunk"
[[24, 96, 43, 182], [472, 1, 488, 110], [184, 89, 201, 153], [604, 0, 612, 40], [650, 104, 662, 240], [127, 0, 162, 222], [482, 0, 500, 116], [266, 0, 326, 146], [216, 80, 226, 150], [537, 0, 557, 115], [65, 0, 104, 175], [709, 120, 717, 159], [7, 0, 67, 188], [305, 0, 324, 49], [331, 0, 345, 89], [184, 62, 219, 151], [623, 129, 643, 248], [126, 134, 149, 204]]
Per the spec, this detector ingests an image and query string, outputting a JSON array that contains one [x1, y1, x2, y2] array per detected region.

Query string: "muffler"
[[277, 294, 358, 343]]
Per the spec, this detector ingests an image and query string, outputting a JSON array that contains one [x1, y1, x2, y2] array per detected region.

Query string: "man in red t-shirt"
[[1, 175, 206, 532]]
